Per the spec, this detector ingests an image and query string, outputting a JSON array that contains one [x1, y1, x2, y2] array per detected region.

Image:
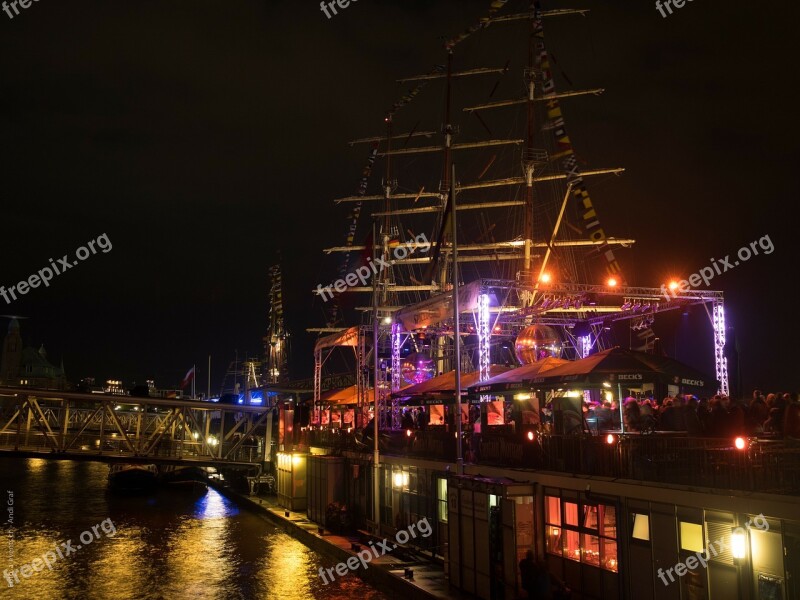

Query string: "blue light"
[[194, 489, 238, 519], [250, 390, 263, 404]]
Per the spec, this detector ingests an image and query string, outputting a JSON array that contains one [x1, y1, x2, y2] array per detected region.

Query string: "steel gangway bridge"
[[0, 387, 274, 468]]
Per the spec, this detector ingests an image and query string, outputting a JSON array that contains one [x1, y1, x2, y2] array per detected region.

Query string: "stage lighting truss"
[[631, 316, 655, 331], [537, 294, 586, 312], [621, 298, 659, 313]]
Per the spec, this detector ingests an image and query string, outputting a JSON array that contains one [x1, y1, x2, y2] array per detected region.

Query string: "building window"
[[603, 539, 618, 572], [545, 496, 562, 556], [581, 533, 601, 566], [565, 501, 579, 527], [546, 495, 562, 525], [680, 522, 704, 553], [564, 529, 581, 561], [381, 469, 393, 526], [631, 513, 650, 541], [437, 478, 448, 523], [545, 496, 618, 572], [583, 504, 617, 571], [584, 504, 598, 528]]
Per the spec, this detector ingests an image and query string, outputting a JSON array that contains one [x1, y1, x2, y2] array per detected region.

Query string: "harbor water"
[[0, 458, 388, 600]]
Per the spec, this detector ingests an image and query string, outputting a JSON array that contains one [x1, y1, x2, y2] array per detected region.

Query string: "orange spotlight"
[[668, 281, 680, 291], [606, 277, 618, 287], [527, 430, 535, 442], [734, 436, 746, 450], [406, 429, 413, 438], [539, 272, 552, 284], [605, 433, 617, 445]]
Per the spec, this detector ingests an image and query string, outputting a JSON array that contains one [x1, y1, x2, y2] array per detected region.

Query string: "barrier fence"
[[300, 428, 800, 495]]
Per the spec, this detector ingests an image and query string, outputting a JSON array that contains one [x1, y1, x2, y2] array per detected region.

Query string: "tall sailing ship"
[[281, 7, 794, 600], [310, 0, 728, 428]]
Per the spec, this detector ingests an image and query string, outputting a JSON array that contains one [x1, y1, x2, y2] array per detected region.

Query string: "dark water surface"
[[0, 458, 388, 600]]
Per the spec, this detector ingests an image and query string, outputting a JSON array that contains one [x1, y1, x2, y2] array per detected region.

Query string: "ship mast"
[[436, 50, 456, 376], [266, 264, 288, 384], [523, 8, 536, 274], [377, 114, 395, 426]]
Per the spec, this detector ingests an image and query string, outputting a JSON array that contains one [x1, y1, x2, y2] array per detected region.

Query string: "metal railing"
[[0, 388, 270, 466], [300, 427, 800, 496]]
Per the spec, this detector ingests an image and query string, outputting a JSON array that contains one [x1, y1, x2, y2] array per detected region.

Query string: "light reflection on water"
[[0, 459, 387, 600]]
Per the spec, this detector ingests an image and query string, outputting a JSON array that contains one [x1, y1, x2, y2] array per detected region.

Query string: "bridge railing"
[[0, 431, 264, 464], [0, 388, 270, 465]]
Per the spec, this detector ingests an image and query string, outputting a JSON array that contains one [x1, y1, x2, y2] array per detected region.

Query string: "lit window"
[[545, 496, 561, 526], [547, 525, 563, 556], [548, 498, 618, 571], [545, 496, 563, 556], [437, 478, 448, 523], [564, 529, 580, 561], [680, 522, 704, 553], [584, 504, 598, 530], [581, 533, 600, 566], [600, 505, 617, 538], [602, 539, 618, 572], [632, 514, 650, 541], [565, 502, 579, 527]]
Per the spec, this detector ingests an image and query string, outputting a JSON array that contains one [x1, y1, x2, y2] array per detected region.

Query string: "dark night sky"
[[1, 0, 797, 394]]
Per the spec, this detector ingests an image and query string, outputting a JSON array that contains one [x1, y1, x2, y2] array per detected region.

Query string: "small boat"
[[108, 463, 158, 491], [158, 465, 209, 493]]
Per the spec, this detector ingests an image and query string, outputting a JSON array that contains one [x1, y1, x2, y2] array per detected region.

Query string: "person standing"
[[519, 551, 569, 599], [519, 550, 537, 598]]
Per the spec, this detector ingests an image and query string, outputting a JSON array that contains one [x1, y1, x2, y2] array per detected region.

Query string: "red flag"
[[180, 367, 195, 390]]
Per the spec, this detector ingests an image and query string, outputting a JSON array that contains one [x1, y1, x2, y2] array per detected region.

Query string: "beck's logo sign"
[[681, 378, 705, 387], [617, 374, 643, 381]]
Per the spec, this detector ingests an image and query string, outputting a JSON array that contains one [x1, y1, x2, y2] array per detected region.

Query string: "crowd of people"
[[589, 390, 800, 437], [366, 389, 800, 440]]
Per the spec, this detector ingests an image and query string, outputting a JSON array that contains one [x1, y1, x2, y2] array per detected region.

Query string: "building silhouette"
[[0, 318, 69, 390]]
